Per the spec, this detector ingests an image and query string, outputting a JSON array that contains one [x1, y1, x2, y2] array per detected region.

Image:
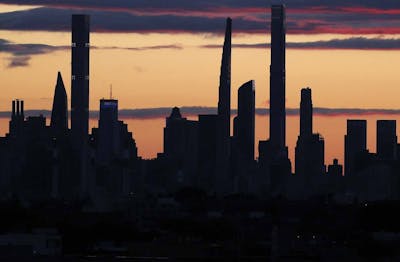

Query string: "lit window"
[[72, 75, 76, 80], [72, 43, 76, 47], [85, 43, 90, 47]]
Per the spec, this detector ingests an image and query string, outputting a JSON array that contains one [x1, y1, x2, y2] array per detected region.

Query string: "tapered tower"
[[50, 72, 68, 136], [218, 17, 232, 139]]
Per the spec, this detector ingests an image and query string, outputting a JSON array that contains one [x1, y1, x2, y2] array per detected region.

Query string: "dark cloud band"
[[0, 2, 400, 35]]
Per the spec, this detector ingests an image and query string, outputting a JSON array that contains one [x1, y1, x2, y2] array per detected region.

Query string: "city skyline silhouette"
[[1, 2, 400, 260]]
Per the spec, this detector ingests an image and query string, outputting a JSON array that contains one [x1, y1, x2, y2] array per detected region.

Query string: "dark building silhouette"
[[295, 88, 325, 196], [269, 4, 286, 153], [164, 107, 187, 160], [231, 80, 256, 193], [295, 89, 325, 171], [217, 17, 232, 140], [50, 72, 68, 137], [345, 120, 367, 176], [163, 107, 198, 187], [258, 5, 291, 197], [377, 120, 397, 160], [97, 99, 118, 164], [215, 17, 232, 196], [328, 159, 343, 177], [300, 88, 312, 138], [71, 14, 90, 150], [234, 80, 255, 161], [9, 99, 24, 138], [71, 14, 90, 196], [198, 115, 218, 192]]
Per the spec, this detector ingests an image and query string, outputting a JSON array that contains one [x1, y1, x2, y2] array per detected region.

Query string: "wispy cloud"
[[2, 107, 400, 119], [0, 38, 67, 67], [0, 38, 182, 67], [203, 37, 400, 50]]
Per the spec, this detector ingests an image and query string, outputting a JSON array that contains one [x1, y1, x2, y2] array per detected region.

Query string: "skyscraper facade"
[[215, 18, 232, 196], [377, 120, 397, 160], [50, 72, 68, 137], [217, 17, 232, 140], [345, 120, 367, 176], [71, 14, 90, 150], [269, 5, 286, 153], [97, 99, 118, 164], [300, 88, 312, 138], [235, 80, 255, 161], [295, 88, 325, 193], [71, 14, 90, 197]]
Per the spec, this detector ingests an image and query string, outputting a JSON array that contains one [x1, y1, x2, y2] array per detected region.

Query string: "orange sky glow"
[[1, 3, 400, 164]]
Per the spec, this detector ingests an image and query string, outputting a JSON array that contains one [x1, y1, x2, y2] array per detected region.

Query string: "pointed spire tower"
[[215, 18, 232, 196], [218, 17, 232, 139], [50, 71, 68, 136]]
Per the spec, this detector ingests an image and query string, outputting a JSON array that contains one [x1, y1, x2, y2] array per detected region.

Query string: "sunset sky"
[[1, 1, 400, 160]]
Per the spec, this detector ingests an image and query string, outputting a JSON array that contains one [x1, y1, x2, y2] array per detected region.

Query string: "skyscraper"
[[377, 120, 397, 160], [198, 114, 218, 191], [71, 14, 90, 197], [217, 17, 232, 140], [269, 5, 286, 152], [295, 88, 325, 193], [345, 120, 367, 176], [235, 80, 255, 161], [71, 14, 90, 150], [97, 99, 118, 164], [257, 5, 290, 197], [300, 88, 312, 138], [231, 80, 255, 194], [164, 107, 187, 160], [215, 17, 232, 196], [50, 72, 68, 136]]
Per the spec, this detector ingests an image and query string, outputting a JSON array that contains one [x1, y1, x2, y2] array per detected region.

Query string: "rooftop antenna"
[[110, 84, 113, 99]]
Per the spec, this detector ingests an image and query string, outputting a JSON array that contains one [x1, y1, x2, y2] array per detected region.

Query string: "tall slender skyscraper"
[[215, 18, 232, 195], [71, 14, 90, 197], [258, 5, 290, 196], [50, 72, 68, 136], [71, 14, 90, 149], [269, 5, 286, 152], [217, 17, 232, 139]]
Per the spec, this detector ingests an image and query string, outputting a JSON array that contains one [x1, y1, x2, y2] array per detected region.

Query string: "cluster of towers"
[[0, 15, 139, 203], [161, 4, 400, 200], [161, 6, 288, 196], [0, 5, 399, 203]]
